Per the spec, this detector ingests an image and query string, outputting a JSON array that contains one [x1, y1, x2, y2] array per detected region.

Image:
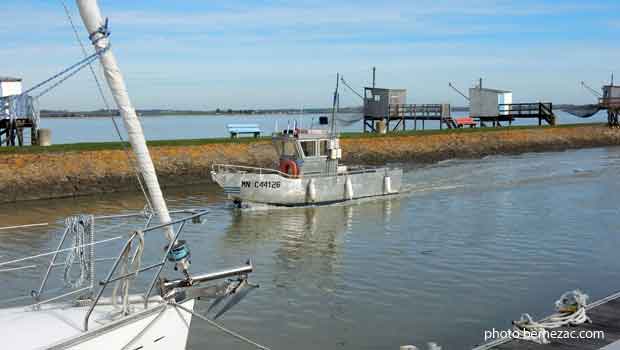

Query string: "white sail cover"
[[76, 0, 174, 240]]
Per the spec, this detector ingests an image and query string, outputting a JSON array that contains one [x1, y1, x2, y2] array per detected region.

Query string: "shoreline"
[[2, 123, 619, 203]]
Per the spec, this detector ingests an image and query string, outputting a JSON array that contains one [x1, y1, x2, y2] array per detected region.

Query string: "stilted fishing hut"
[[0, 76, 39, 146], [563, 75, 619, 127], [468, 80, 555, 127], [450, 79, 555, 127], [362, 87, 452, 132], [600, 83, 620, 126]]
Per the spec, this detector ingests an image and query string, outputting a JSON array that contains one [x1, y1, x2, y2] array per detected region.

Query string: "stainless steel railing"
[[212, 163, 387, 179]]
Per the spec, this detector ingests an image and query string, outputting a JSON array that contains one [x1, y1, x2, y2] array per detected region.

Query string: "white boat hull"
[[1, 298, 195, 350], [212, 168, 402, 207]]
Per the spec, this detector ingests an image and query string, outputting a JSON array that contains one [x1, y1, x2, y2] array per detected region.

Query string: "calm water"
[[37, 110, 609, 144], [1, 146, 620, 349]]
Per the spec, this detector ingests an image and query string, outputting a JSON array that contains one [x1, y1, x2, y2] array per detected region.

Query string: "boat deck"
[[0, 296, 170, 349], [474, 291, 620, 350]]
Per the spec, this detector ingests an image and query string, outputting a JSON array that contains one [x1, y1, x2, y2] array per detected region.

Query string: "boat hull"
[[211, 168, 402, 206], [1, 298, 195, 350]]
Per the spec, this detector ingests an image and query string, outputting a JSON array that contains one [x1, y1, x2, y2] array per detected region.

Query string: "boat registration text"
[[241, 180, 281, 189]]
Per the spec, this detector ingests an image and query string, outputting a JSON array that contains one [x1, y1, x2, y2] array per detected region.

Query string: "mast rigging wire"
[[59, 0, 153, 212]]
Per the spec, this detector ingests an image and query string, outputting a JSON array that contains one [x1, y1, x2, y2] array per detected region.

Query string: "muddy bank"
[[1, 124, 619, 203]]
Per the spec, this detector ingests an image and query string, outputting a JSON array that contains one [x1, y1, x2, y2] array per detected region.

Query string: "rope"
[[111, 231, 144, 315], [34, 52, 103, 99], [59, 0, 112, 110], [63, 215, 94, 288], [512, 290, 591, 344], [58, 0, 153, 213], [0, 235, 122, 268], [22, 48, 107, 96], [0, 264, 37, 273], [0, 222, 48, 231], [172, 302, 273, 350]]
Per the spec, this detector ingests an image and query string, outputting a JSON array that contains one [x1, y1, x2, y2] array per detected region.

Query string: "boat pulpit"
[[272, 128, 343, 177]]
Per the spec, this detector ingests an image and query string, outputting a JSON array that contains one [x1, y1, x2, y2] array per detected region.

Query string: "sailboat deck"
[[0, 296, 162, 349]]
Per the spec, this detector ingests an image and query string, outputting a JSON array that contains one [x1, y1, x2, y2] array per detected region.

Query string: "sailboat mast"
[[75, 0, 174, 241]]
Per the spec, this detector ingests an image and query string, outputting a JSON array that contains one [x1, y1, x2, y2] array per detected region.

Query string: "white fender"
[[345, 177, 354, 200], [383, 175, 392, 194], [307, 178, 317, 202]]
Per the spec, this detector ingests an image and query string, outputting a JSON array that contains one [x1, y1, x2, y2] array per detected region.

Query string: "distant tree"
[[215, 108, 221, 113], [227, 108, 233, 114]]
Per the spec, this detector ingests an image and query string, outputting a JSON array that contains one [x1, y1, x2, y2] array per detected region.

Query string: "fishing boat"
[[0, 1, 263, 349], [211, 75, 403, 208]]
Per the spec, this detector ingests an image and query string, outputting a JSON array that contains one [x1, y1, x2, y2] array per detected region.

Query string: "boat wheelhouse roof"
[[274, 128, 332, 140]]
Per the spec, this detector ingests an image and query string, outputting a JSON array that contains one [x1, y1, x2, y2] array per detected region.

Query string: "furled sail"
[[75, 0, 174, 240]]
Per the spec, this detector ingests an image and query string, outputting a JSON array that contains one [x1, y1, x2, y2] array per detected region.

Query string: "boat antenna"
[[330, 73, 340, 136], [75, 0, 174, 241]]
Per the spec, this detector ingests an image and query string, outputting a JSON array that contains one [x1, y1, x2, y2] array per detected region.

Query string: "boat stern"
[[210, 168, 243, 199]]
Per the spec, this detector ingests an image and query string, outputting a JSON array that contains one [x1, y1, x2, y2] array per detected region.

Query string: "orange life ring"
[[279, 159, 299, 176]]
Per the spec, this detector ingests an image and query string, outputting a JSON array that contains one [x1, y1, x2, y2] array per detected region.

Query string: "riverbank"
[[1, 123, 618, 203]]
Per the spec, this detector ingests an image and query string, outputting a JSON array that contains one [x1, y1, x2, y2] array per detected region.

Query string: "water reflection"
[[2, 147, 620, 349]]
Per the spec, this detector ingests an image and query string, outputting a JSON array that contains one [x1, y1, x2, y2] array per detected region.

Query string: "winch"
[[166, 239, 191, 274]]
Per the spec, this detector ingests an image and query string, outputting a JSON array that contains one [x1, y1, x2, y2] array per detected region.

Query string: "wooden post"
[[31, 125, 38, 145], [17, 127, 23, 146]]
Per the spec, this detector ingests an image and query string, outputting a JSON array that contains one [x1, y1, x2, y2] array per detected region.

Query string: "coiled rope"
[[63, 215, 94, 288], [512, 290, 591, 344]]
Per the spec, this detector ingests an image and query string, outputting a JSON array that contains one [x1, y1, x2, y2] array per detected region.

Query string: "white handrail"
[[212, 163, 383, 178]]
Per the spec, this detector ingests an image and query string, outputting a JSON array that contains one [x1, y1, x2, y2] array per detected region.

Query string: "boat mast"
[[75, 0, 174, 241], [330, 73, 339, 137]]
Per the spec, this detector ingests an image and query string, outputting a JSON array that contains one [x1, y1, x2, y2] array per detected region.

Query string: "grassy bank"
[[1, 122, 618, 203], [0, 123, 603, 154]]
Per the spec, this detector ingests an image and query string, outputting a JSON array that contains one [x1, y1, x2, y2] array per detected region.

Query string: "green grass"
[[0, 122, 605, 154]]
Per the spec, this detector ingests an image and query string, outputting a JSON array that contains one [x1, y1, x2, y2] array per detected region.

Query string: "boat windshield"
[[300, 140, 316, 157], [273, 139, 299, 158]]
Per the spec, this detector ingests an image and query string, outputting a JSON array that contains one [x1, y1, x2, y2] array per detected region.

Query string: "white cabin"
[[469, 87, 512, 117], [1, 77, 22, 117], [0, 76, 22, 97]]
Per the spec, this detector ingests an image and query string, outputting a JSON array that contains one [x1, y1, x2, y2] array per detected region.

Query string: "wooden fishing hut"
[[362, 87, 452, 132], [0, 76, 39, 146], [468, 81, 555, 127]]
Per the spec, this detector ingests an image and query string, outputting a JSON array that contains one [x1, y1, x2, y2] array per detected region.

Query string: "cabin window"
[[274, 140, 298, 157], [282, 140, 297, 156], [300, 140, 317, 157], [319, 140, 328, 156]]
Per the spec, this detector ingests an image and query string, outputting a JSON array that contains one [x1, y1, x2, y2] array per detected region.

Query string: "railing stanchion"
[[84, 232, 137, 331]]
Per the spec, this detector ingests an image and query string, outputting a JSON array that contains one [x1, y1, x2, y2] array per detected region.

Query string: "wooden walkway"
[[474, 291, 620, 350], [0, 118, 38, 146], [363, 104, 452, 132]]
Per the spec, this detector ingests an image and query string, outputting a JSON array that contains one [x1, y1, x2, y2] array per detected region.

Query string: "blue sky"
[[2, 0, 619, 110]]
